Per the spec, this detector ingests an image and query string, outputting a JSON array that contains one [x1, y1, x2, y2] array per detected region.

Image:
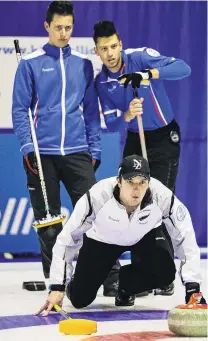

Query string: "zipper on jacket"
[[59, 49, 66, 155]]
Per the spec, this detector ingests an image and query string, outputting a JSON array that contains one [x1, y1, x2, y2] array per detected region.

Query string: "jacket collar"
[[42, 43, 71, 59]]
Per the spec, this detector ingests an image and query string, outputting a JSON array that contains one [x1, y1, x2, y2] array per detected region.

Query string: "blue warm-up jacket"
[[12, 43, 101, 160], [95, 47, 191, 132]]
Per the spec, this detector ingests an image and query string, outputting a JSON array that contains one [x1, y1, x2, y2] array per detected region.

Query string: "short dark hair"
[[93, 21, 120, 44], [46, 1, 75, 25]]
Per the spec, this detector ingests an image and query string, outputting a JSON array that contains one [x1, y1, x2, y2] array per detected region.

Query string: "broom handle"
[[14, 39, 50, 216], [133, 87, 148, 161]]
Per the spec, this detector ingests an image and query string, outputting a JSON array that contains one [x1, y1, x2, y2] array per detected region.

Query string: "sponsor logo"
[[42, 68, 54, 72], [108, 84, 117, 92], [187, 289, 196, 293], [108, 216, 120, 222]]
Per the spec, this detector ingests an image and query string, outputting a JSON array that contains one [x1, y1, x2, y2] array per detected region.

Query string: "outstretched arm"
[[35, 192, 95, 316]]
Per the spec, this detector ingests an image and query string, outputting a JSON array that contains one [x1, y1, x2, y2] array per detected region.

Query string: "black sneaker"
[[136, 291, 149, 297], [103, 280, 119, 297], [115, 289, 135, 306], [154, 282, 174, 296]]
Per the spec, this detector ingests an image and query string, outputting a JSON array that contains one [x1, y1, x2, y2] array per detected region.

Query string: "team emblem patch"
[[146, 48, 160, 57], [133, 159, 142, 170], [170, 131, 179, 143], [176, 205, 186, 221]]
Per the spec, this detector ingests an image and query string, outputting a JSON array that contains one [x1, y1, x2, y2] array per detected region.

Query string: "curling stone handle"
[[54, 304, 71, 320]]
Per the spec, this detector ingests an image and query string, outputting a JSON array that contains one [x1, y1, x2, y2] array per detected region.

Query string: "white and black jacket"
[[50, 177, 201, 286]]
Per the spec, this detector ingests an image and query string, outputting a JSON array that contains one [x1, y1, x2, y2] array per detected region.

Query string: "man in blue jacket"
[[94, 21, 191, 296], [12, 1, 101, 286]]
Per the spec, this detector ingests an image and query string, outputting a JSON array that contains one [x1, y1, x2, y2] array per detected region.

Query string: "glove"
[[185, 282, 206, 304], [118, 70, 152, 88], [24, 152, 38, 175], [92, 159, 101, 172]]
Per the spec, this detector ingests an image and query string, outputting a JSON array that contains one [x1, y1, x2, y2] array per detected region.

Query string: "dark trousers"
[[123, 120, 180, 262], [67, 227, 176, 308], [123, 119, 181, 192], [24, 152, 96, 278]]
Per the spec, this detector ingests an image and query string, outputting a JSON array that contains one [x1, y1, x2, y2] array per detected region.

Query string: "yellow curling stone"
[[59, 319, 97, 335]]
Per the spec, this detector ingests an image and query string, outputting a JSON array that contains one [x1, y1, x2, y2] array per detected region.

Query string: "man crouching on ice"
[[35, 154, 206, 316]]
